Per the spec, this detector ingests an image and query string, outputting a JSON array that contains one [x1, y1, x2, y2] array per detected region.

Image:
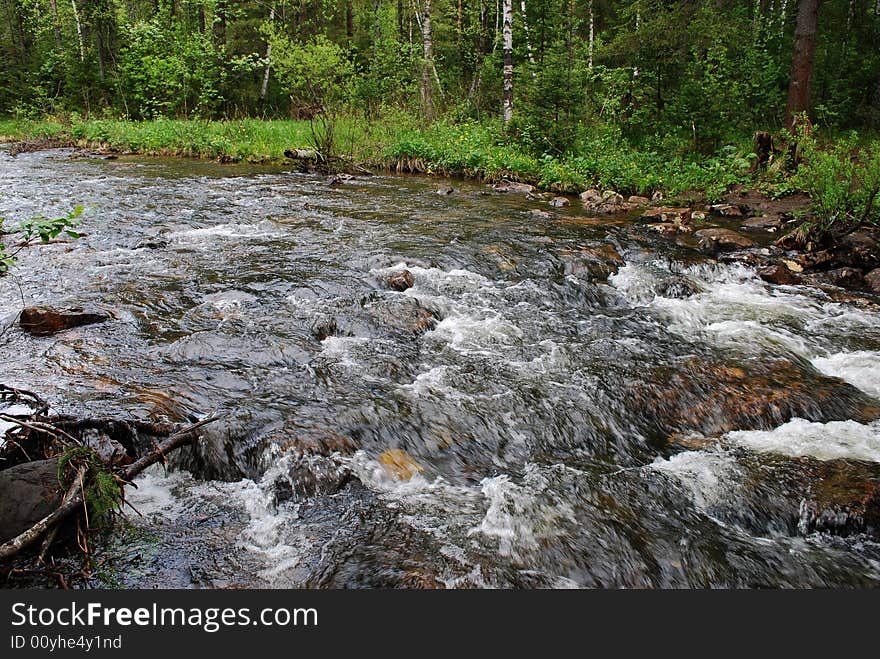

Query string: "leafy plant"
[[0, 206, 83, 274], [58, 446, 123, 525]]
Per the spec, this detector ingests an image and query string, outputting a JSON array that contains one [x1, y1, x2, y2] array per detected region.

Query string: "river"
[[2, 147, 880, 587]]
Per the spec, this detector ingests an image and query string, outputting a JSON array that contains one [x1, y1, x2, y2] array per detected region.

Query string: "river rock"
[[492, 180, 535, 194], [19, 306, 109, 336], [837, 231, 880, 270], [695, 228, 755, 253], [528, 209, 552, 219], [641, 207, 691, 224], [799, 461, 880, 540], [560, 244, 625, 279], [627, 195, 651, 207], [710, 203, 743, 217], [436, 186, 454, 195], [385, 269, 415, 292], [549, 196, 570, 208], [866, 268, 880, 293], [581, 189, 627, 213], [366, 297, 439, 335], [378, 449, 424, 481], [655, 275, 701, 299], [271, 431, 357, 503], [823, 267, 865, 289], [759, 263, 800, 286], [0, 458, 61, 543], [740, 215, 782, 232]]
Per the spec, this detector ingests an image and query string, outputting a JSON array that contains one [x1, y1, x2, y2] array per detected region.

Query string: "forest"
[[0, 1, 878, 145]]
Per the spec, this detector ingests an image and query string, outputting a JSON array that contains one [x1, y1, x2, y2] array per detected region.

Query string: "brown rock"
[[838, 231, 880, 269], [694, 228, 755, 253], [710, 204, 743, 217], [379, 449, 424, 481], [648, 222, 679, 235], [800, 461, 880, 540], [549, 196, 570, 208], [740, 215, 782, 231], [866, 268, 880, 293], [759, 263, 801, 286], [492, 180, 535, 194], [19, 306, 109, 336], [386, 270, 415, 292], [0, 458, 61, 543], [641, 207, 691, 224], [627, 195, 651, 207], [579, 189, 602, 204], [824, 267, 865, 289]]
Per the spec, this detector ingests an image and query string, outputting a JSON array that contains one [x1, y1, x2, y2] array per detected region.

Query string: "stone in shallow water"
[[694, 228, 755, 253], [19, 305, 109, 336], [385, 269, 415, 292]]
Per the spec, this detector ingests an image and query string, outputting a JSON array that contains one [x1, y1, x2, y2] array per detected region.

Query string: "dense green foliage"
[[2, 1, 878, 137]]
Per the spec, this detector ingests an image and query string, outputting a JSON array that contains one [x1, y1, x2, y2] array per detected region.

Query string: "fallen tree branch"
[[0, 413, 223, 563], [121, 413, 223, 481]]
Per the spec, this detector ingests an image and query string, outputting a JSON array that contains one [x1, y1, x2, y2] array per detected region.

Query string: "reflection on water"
[[2, 147, 880, 587]]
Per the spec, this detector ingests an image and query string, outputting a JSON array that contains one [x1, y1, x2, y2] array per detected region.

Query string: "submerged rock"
[[800, 461, 880, 540], [19, 305, 109, 336], [378, 449, 424, 481], [694, 228, 755, 253]]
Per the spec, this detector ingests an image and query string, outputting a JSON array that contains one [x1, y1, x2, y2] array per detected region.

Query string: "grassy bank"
[[0, 116, 759, 201]]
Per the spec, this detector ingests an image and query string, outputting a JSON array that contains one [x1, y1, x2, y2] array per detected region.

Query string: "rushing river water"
[[2, 147, 880, 587]]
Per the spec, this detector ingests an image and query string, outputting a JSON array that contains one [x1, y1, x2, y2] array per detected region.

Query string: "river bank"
[[0, 117, 753, 199], [3, 118, 878, 299]]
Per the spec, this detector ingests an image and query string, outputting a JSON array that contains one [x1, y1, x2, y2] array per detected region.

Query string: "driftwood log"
[[0, 414, 223, 562]]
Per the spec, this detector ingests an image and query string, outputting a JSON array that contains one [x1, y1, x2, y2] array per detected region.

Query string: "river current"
[[2, 148, 879, 587]]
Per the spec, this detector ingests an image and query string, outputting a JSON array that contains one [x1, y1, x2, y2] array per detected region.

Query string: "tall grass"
[[1, 116, 755, 201]]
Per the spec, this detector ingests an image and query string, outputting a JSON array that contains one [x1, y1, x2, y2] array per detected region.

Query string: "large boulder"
[[694, 228, 755, 253], [0, 458, 61, 543], [19, 306, 109, 336], [837, 231, 880, 270], [759, 263, 801, 286], [492, 180, 535, 194], [866, 268, 880, 294]]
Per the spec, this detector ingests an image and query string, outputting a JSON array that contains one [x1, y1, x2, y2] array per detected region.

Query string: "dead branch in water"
[[0, 413, 224, 563]]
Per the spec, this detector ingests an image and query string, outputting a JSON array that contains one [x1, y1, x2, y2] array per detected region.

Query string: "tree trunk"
[[347, 0, 354, 39], [520, 1, 536, 76], [71, 0, 85, 61], [260, 4, 275, 104], [420, 0, 435, 120], [502, 0, 513, 124], [49, 0, 63, 49], [588, 0, 594, 68], [784, 0, 821, 129]]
